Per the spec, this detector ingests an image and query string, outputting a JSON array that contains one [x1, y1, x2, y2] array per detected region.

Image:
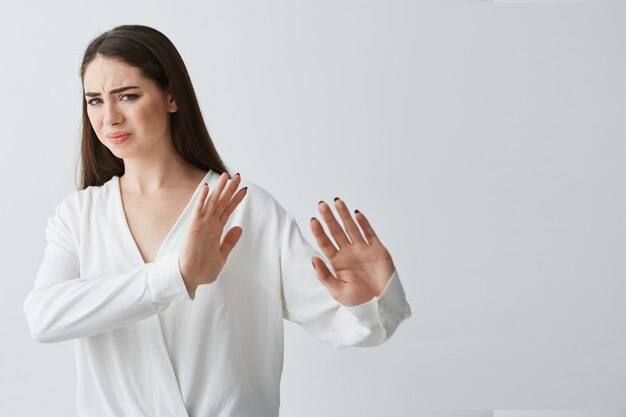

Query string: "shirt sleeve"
[[279, 209, 412, 348], [23, 196, 193, 344]]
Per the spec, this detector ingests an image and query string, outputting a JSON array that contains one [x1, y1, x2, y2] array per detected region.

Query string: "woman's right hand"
[[178, 172, 248, 297]]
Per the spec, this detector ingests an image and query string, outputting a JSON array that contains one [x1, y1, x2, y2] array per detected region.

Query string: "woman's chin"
[[108, 147, 136, 160]]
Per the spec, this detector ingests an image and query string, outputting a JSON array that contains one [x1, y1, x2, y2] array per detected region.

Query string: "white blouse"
[[23, 170, 412, 417]]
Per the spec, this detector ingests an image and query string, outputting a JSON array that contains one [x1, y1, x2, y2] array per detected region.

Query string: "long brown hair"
[[77, 24, 229, 189]]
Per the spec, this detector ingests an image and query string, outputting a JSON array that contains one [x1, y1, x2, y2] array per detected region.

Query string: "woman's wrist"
[[178, 257, 198, 296]]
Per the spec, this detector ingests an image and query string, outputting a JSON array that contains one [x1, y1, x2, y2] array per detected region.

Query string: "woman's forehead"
[[83, 57, 145, 91]]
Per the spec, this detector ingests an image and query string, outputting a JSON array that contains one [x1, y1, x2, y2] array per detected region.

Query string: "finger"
[[317, 201, 352, 248], [214, 173, 241, 219], [354, 210, 382, 245], [333, 197, 366, 245], [220, 186, 248, 222], [310, 217, 339, 260], [203, 172, 229, 216], [196, 183, 210, 216], [220, 226, 243, 258], [311, 256, 343, 297]]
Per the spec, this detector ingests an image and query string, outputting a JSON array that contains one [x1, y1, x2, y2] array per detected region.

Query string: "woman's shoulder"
[[236, 175, 289, 216], [54, 176, 117, 216]]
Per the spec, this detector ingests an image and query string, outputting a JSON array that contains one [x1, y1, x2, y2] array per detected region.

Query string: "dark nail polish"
[[334, 197, 339, 202], [310, 217, 316, 222], [318, 200, 324, 205], [311, 259, 316, 270], [355, 209, 360, 214], [235, 172, 240, 177], [242, 186, 248, 191]]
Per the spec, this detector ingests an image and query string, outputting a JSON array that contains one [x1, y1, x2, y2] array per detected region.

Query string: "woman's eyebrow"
[[84, 86, 140, 97]]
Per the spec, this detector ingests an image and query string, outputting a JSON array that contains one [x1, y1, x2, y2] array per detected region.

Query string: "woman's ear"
[[167, 89, 177, 113]]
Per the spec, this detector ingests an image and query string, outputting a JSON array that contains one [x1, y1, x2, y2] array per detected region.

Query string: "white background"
[[1, 1, 625, 415]]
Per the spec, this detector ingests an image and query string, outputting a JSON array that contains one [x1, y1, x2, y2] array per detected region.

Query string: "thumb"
[[220, 226, 243, 258], [311, 256, 340, 296]]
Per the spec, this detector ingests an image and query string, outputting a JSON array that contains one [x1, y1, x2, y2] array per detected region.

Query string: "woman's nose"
[[103, 102, 124, 125]]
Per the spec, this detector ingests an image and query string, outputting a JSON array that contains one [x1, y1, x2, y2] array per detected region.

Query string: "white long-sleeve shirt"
[[23, 170, 412, 417]]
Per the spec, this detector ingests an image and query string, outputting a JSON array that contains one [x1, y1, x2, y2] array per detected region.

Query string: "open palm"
[[310, 198, 396, 307]]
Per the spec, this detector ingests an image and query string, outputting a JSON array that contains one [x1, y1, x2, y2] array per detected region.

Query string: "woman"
[[23, 24, 411, 416]]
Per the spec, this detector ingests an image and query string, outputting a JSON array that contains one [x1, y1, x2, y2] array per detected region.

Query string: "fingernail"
[[354, 209, 360, 214], [318, 200, 324, 205], [310, 217, 316, 222], [235, 172, 240, 177], [311, 259, 316, 270], [334, 197, 339, 202], [242, 186, 248, 191]]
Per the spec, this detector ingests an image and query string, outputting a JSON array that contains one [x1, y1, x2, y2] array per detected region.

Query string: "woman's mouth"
[[109, 134, 131, 144]]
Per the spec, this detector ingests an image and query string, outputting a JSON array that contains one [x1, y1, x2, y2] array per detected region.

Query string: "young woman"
[[23, 24, 411, 417]]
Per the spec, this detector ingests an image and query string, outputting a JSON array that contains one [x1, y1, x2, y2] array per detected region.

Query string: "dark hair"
[[77, 24, 229, 189]]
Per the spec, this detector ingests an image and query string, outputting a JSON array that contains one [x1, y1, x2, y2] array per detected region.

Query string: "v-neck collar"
[[112, 171, 212, 265]]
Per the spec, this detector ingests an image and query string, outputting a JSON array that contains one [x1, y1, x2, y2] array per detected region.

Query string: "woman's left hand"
[[310, 198, 396, 307]]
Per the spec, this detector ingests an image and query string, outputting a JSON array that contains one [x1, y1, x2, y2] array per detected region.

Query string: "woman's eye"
[[87, 94, 136, 106]]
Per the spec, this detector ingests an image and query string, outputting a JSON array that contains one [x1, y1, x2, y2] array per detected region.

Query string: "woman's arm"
[[23, 197, 192, 344], [279, 205, 411, 348]]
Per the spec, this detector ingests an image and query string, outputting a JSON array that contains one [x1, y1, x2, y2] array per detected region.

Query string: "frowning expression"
[[83, 54, 177, 158]]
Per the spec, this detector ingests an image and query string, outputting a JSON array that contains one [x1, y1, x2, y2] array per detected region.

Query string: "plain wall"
[[1, 1, 625, 415]]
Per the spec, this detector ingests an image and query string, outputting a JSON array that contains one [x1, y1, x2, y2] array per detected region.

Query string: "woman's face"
[[83, 54, 177, 159]]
